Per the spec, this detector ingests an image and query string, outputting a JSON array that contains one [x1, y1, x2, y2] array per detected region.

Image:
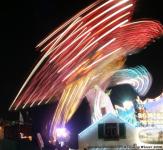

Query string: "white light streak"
[[62, 60, 88, 82], [86, 47, 122, 69], [57, 33, 92, 73], [49, 3, 132, 62], [37, 0, 106, 48]]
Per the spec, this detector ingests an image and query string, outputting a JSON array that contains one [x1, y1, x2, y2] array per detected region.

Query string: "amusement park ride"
[[7, 0, 163, 149]]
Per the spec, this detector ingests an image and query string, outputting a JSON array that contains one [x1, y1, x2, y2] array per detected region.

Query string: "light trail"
[[110, 66, 153, 96], [9, 0, 163, 141], [49, 4, 132, 62], [36, 0, 107, 48]]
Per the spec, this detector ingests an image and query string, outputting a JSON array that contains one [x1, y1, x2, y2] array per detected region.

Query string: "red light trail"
[[9, 0, 163, 140]]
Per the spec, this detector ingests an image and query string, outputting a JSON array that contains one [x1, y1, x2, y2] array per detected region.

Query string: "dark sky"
[[0, 0, 163, 129]]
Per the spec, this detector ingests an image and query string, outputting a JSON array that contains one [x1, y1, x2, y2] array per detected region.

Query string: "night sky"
[[0, 0, 163, 138]]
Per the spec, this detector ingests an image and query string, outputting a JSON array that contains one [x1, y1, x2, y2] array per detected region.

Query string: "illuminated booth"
[[78, 92, 163, 150], [78, 113, 138, 149]]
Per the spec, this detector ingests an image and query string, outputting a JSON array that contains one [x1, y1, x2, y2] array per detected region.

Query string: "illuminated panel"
[[9, 0, 163, 141], [138, 128, 163, 144], [136, 93, 163, 127]]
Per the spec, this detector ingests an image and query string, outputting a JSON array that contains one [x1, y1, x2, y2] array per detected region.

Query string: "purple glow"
[[56, 127, 69, 140]]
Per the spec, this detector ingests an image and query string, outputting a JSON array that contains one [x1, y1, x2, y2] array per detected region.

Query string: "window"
[[98, 123, 126, 140]]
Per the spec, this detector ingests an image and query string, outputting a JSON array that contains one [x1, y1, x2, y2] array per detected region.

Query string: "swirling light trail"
[[86, 86, 115, 123], [9, 0, 163, 140], [110, 66, 153, 96]]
